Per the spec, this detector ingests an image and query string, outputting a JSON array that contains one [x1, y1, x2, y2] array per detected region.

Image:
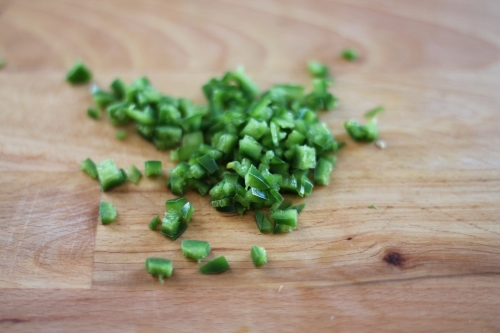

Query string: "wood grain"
[[0, 173, 98, 288], [1, 0, 500, 332]]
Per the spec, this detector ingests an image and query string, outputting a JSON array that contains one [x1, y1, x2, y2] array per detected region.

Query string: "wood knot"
[[383, 251, 405, 267]]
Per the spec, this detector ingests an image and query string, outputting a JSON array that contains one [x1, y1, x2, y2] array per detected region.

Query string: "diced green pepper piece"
[[269, 188, 283, 203], [110, 78, 127, 99], [100, 201, 117, 224], [186, 179, 210, 196], [197, 154, 218, 174], [307, 61, 329, 79], [136, 124, 155, 141], [270, 121, 280, 147], [293, 145, 316, 170], [341, 48, 358, 61], [126, 106, 157, 125], [254, 210, 273, 233], [216, 133, 238, 154], [284, 130, 305, 148], [171, 221, 188, 240], [273, 223, 294, 234], [189, 163, 206, 179], [235, 205, 246, 216], [126, 165, 142, 184], [279, 201, 292, 210], [297, 175, 314, 197], [115, 130, 127, 140], [314, 158, 333, 185], [199, 256, 230, 274], [168, 163, 190, 195], [280, 174, 297, 192], [66, 60, 92, 84], [93, 90, 117, 109], [249, 97, 272, 121], [246, 187, 268, 203], [161, 210, 182, 237], [182, 131, 204, 147], [288, 203, 306, 214], [239, 135, 263, 160], [223, 172, 240, 185], [80, 158, 98, 179], [96, 159, 126, 191], [270, 209, 298, 229], [241, 119, 269, 140], [181, 240, 211, 262], [145, 258, 173, 284], [251, 245, 267, 267], [244, 165, 270, 191], [87, 108, 100, 120], [145, 160, 162, 176], [227, 158, 252, 178], [149, 215, 160, 230], [158, 104, 181, 126], [233, 66, 260, 99], [154, 126, 182, 150], [106, 102, 130, 126], [344, 119, 378, 142], [120, 168, 127, 181], [180, 202, 194, 222], [165, 197, 188, 211], [211, 197, 233, 208]]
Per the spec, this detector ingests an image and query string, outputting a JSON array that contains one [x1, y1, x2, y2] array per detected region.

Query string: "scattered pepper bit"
[[66, 60, 92, 84], [126, 165, 142, 184], [344, 106, 384, 142], [341, 48, 358, 61], [115, 130, 127, 140], [87, 107, 100, 120], [145, 258, 173, 284], [148, 215, 160, 230], [80, 158, 98, 179], [199, 256, 230, 274], [251, 245, 268, 267], [145, 160, 162, 177], [100, 201, 117, 224], [181, 240, 211, 262]]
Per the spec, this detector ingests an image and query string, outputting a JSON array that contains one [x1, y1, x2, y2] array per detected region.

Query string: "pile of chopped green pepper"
[[75, 61, 384, 236], [78, 63, 343, 233], [69, 59, 386, 283]]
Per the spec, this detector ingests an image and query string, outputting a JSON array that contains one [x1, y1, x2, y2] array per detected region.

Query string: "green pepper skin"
[[344, 119, 379, 142], [199, 256, 230, 274], [182, 240, 211, 262], [251, 245, 268, 267], [146, 258, 173, 284]]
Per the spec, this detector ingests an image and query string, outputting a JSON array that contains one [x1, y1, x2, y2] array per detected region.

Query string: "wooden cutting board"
[[1, 0, 499, 331]]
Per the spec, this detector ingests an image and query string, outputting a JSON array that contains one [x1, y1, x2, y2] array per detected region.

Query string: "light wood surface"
[[1, 0, 500, 332]]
